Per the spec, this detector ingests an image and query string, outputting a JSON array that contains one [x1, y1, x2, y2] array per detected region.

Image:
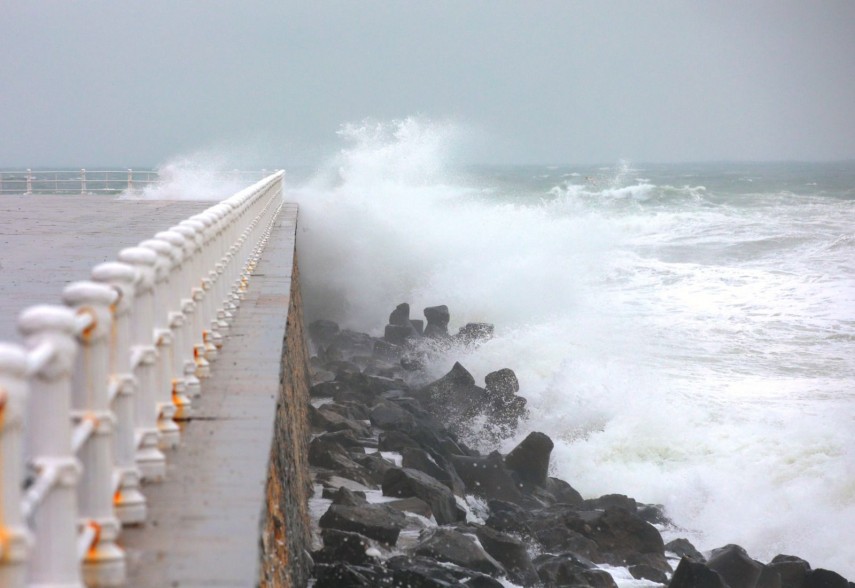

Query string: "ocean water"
[[290, 119, 855, 575]]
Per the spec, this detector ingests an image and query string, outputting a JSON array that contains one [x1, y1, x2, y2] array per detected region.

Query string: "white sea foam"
[[288, 118, 855, 576]]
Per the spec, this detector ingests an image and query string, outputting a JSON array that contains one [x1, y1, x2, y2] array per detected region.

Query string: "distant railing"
[[0, 169, 275, 195], [0, 171, 285, 586]]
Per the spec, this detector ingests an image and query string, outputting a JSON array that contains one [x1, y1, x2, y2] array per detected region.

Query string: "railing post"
[[117, 247, 166, 481], [62, 282, 126, 587], [180, 219, 218, 362], [25, 169, 32, 195], [90, 262, 147, 526], [0, 344, 33, 588], [80, 169, 86, 195], [126, 169, 133, 193], [18, 305, 84, 587], [172, 223, 212, 378], [137, 239, 181, 448]]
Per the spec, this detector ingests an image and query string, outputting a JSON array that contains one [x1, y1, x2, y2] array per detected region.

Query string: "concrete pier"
[[0, 195, 310, 586]]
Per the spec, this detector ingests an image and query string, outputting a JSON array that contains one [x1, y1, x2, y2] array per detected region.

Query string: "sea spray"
[[289, 118, 855, 576]]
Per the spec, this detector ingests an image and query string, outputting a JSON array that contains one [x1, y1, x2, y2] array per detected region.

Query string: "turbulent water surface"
[[288, 120, 855, 575]]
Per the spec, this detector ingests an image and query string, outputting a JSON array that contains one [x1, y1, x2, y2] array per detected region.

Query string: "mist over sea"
[[286, 120, 855, 576]]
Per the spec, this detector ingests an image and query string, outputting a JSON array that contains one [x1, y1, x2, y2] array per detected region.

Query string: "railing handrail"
[[0, 170, 285, 587], [0, 168, 275, 195]]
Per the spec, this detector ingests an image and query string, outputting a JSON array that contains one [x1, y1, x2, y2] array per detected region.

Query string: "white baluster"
[[137, 240, 181, 448], [0, 344, 33, 588], [62, 282, 126, 587], [19, 305, 84, 587], [117, 247, 166, 480], [90, 262, 146, 526]]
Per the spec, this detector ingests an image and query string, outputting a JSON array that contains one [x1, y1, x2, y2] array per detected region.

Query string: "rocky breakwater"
[[304, 303, 852, 588]]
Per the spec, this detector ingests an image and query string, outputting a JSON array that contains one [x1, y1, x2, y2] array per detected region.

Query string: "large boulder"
[[369, 401, 417, 432], [402, 447, 466, 496], [533, 552, 617, 588], [769, 555, 811, 588], [457, 322, 495, 344], [485, 368, 519, 398], [707, 544, 763, 588], [414, 362, 491, 435], [389, 303, 411, 326], [505, 431, 554, 489], [475, 525, 540, 586], [319, 503, 407, 545], [313, 562, 387, 588], [805, 569, 850, 588], [313, 528, 385, 565], [308, 319, 340, 350], [666, 538, 706, 563], [382, 467, 466, 525], [412, 528, 506, 577], [669, 556, 729, 588], [451, 451, 525, 504], [385, 555, 504, 588], [424, 305, 451, 339]]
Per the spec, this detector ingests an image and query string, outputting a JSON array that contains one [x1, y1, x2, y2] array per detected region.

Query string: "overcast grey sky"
[[1, 1, 854, 167]]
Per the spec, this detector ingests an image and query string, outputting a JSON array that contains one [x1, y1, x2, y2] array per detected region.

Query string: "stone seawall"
[[260, 253, 314, 587]]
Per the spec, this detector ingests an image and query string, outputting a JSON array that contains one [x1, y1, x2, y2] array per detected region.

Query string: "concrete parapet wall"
[[260, 252, 314, 587]]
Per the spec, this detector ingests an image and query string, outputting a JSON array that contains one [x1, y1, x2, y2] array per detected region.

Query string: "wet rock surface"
[[305, 304, 851, 587]]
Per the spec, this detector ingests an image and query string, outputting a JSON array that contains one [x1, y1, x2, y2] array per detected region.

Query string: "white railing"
[[0, 171, 285, 586], [0, 169, 275, 195]]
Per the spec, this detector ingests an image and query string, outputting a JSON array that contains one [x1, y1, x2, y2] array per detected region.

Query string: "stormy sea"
[[287, 119, 855, 576]]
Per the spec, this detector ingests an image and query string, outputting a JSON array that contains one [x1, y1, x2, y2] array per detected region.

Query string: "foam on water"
[[291, 119, 855, 576]]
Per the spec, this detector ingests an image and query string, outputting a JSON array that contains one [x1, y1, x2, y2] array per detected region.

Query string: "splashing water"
[[288, 118, 855, 575]]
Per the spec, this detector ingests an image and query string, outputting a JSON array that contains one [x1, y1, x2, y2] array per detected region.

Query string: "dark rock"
[[485, 499, 534, 537], [805, 569, 850, 588], [389, 303, 411, 326], [670, 556, 730, 588], [475, 525, 540, 586], [666, 538, 706, 563], [382, 467, 466, 525], [457, 322, 495, 343], [413, 528, 505, 577], [313, 562, 384, 587], [505, 431, 554, 488], [372, 339, 401, 362], [451, 451, 525, 504], [424, 305, 450, 328], [329, 487, 368, 506], [424, 323, 450, 339], [314, 528, 383, 565], [383, 496, 433, 518], [584, 493, 638, 513], [310, 405, 371, 437], [410, 319, 424, 335], [352, 453, 396, 482], [402, 447, 466, 496], [631, 563, 670, 583], [318, 503, 407, 545], [309, 438, 375, 487], [324, 330, 377, 363], [315, 429, 365, 450], [545, 477, 584, 506], [310, 380, 345, 398], [414, 363, 493, 436], [385, 323, 417, 345], [759, 565, 783, 588], [707, 545, 763, 588], [370, 401, 417, 432], [309, 319, 340, 350], [769, 555, 811, 588], [386, 555, 503, 588], [533, 552, 617, 588], [378, 430, 422, 452], [401, 353, 426, 371], [638, 503, 671, 526], [532, 522, 600, 560], [565, 507, 668, 571], [485, 368, 519, 398]]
